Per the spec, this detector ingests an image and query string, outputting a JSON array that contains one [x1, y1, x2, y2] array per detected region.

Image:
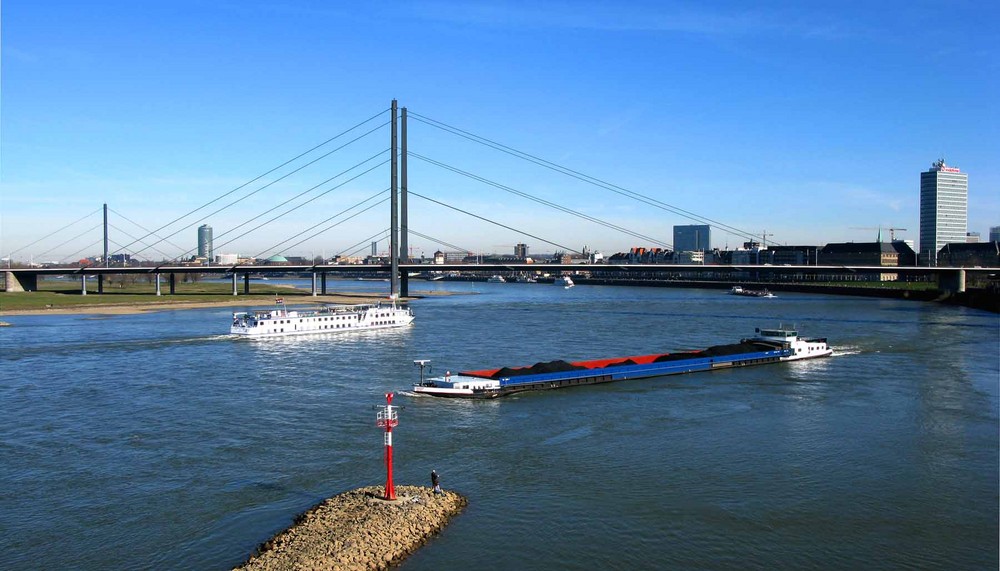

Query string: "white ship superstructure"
[[231, 298, 414, 337], [750, 327, 832, 361]]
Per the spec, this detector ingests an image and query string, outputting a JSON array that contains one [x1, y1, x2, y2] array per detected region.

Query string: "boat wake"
[[831, 345, 863, 356], [3, 333, 237, 362], [542, 426, 594, 446]]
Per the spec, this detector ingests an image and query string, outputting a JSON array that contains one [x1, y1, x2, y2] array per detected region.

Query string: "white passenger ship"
[[230, 298, 414, 337]]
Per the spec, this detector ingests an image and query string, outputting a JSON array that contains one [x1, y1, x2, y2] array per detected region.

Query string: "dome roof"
[[266, 254, 288, 263]]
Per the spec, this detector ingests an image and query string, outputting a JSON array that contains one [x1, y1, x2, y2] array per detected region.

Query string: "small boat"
[[515, 275, 537, 283], [487, 275, 506, 283], [554, 276, 574, 288], [231, 298, 413, 337], [411, 326, 831, 398], [729, 285, 774, 298]]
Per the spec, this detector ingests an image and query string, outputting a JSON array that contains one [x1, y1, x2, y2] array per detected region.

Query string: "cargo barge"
[[412, 327, 832, 398]]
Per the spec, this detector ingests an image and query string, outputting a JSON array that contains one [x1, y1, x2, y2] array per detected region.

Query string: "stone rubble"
[[235, 485, 467, 571]]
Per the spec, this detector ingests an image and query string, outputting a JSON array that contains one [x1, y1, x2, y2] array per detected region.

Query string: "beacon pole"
[[375, 392, 400, 500]]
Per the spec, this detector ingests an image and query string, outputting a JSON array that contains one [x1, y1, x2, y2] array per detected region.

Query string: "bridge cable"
[[410, 151, 672, 249], [108, 223, 174, 261], [128, 120, 390, 260], [408, 190, 581, 254], [109, 208, 188, 253], [58, 236, 105, 265], [407, 229, 472, 255], [335, 228, 391, 259], [6, 207, 101, 258], [252, 191, 390, 259], [262, 197, 389, 260], [197, 150, 390, 260], [206, 161, 388, 258], [115, 109, 389, 257], [38, 222, 103, 261], [409, 111, 763, 244]]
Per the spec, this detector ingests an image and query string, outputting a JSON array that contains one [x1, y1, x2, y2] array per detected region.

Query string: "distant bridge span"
[[4, 263, 993, 295]]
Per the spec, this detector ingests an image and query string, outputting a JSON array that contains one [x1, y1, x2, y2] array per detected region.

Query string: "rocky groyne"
[[234, 485, 467, 571]]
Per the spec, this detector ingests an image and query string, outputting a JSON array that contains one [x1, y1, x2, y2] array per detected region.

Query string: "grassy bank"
[[0, 280, 367, 312]]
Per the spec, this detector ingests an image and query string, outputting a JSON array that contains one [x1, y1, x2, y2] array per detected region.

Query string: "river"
[[1, 281, 997, 570]]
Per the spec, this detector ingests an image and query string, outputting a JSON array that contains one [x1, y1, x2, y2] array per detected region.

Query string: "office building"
[[769, 245, 819, 266], [919, 159, 967, 265], [514, 243, 529, 259], [198, 224, 213, 261], [938, 242, 1000, 267], [989, 226, 1000, 242], [673, 224, 711, 252]]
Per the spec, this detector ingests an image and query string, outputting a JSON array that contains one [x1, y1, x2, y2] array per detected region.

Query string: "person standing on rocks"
[[431, 470, 442, 494]]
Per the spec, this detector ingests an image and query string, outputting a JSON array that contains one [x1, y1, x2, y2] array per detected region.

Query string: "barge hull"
[[415, 349, 787, 398]]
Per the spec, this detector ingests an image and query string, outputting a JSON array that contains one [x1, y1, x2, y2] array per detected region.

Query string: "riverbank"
[[234, 485, 467, 571], [0, 290, 457, 316], [570, 278, 1000, 313]]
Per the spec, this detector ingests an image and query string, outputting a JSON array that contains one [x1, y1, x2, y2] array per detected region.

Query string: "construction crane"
[[850, 226, 908, 241]]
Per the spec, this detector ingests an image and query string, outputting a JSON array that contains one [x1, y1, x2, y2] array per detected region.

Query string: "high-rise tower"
[[198, 224, 213, 262], [673, 224, 711, 252], [919, 159, 967, 265]]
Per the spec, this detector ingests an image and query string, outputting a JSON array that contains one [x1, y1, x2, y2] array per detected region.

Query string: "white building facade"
[[919, 160, 967, 265]]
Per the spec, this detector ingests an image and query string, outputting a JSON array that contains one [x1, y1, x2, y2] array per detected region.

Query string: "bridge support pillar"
[[4, 271, 36, 292], [401, 273, 408, 298], [169, 273, 176, 295], [939, 269, 966, 294], [81, 274, 87, 295], [98, 274, 104, 294], [311, 272, 318, 296], [232, 273, 238, 296], [155, 273, 161, 296], [244, 273, 250, 294], [321, 272, 327, 295]]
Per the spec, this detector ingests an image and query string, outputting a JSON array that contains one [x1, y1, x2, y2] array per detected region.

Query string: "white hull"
[[752, 326, 831, 361], [412, 385, 476, 396], [555, 276, 574, 287]]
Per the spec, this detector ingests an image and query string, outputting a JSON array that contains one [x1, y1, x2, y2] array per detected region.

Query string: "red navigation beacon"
[[375, 392, 400, 500]]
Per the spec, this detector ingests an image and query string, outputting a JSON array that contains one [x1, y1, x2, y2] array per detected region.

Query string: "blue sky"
[[2, 1, 997, 262]]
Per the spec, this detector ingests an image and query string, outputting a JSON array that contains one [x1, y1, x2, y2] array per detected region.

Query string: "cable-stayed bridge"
[[3, 100, 989, 295]]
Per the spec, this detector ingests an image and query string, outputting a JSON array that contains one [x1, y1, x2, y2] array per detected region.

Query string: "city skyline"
[[2, 1, 998, 263]]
